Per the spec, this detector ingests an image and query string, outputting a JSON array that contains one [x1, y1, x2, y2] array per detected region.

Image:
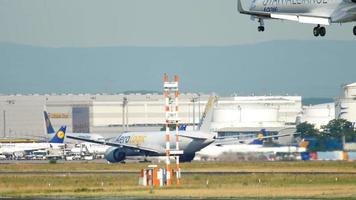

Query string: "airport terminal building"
[[1, 83, 355, 141], [0, 93, 302, 139]]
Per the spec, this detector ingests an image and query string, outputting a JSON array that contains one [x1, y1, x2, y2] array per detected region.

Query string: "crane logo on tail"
[[57, 131, 65, 139]]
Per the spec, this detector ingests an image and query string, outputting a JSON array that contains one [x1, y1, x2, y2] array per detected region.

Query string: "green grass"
[[1, 161, 356, 172], [1, 161, 356, 198]]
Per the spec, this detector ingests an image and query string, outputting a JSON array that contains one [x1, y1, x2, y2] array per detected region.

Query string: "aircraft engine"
[[104, 147, 126, 163], [180, 153, 196, 162]]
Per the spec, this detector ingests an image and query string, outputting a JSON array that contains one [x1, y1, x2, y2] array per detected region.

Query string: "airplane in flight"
[[0, 112, 66, 156], [237, 0, 356, 36]]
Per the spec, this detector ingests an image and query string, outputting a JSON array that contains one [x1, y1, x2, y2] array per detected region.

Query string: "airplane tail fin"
[[179, 124, 187, 131], [49, 126, 66, 143], [44, 111, 55, 134], [299, 139, 310, 148], [249, 129, 267, 145], [198, 96, 218, 132]]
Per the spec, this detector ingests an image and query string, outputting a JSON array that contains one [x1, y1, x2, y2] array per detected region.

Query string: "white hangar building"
[[0, 93, 308, 140]]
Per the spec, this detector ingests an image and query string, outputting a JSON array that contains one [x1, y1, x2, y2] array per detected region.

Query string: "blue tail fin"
[[179, 124, 187, 131], [249, 129, 267, 145], [49, 126, 66, 143], [44, 111, 55, 134]]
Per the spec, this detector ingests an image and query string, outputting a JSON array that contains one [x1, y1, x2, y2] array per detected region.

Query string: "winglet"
[[237, 0, 246, 14]]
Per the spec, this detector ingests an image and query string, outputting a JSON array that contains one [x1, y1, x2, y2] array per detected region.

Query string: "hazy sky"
[[0, 0, 355, 98], [0, 0, 355, 47]]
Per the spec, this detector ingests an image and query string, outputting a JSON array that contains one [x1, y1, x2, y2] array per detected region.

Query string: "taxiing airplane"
[[237, 0, 356, 36], [69, 122, 189, 157], [67, 97, 218, 163]]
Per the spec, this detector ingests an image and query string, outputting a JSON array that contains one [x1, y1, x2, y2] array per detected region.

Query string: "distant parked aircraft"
[[0, 126, 66, 155], [196, 129, 306, 160]]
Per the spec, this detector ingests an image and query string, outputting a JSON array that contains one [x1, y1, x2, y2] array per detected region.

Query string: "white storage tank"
[[303, 103, 334, 117], [213, 108, 241, 123], [213, 106, 278, 123], [336, 100, 356, 122], [344, 83, 356, 98], [300, 103, 335, 129], [336, 83, 356, 123]]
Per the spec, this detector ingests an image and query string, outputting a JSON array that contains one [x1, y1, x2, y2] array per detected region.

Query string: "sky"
[[0, 0, 355, 47], [0, 0, 355, 97]]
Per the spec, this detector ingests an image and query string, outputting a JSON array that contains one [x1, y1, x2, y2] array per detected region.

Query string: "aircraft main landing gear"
[[313, 25, 326, 37], [257, 18, 265, 32], [353, 26, 356, 36]]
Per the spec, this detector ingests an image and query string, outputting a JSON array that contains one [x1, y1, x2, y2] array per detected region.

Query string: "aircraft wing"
[[67, 134, 159, 154], [259, 132, 295, 139], [215, 132, 297, 146], [237, 0, 330, 25], [179, 132, 211, 140]]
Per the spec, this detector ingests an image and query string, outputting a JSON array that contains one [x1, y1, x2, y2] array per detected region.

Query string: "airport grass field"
[[1, 161, 356, 199]]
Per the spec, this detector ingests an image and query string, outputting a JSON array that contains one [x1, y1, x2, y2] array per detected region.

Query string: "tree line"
[[297, 119, 356, 151]]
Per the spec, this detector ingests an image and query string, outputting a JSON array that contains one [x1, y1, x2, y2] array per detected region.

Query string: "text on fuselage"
[[262, 0, 327, 6], [117, 135, 146, 145]]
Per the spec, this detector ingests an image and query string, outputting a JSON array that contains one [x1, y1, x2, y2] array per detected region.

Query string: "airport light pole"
[[238, 105, 242, 123], [1, 100, 14, 138], [191, 97, 198, 131], [3, 110, 5, 138], [126, 99, 129, 131], [122, 97, 128, 132], [198, 93, 201, 129]]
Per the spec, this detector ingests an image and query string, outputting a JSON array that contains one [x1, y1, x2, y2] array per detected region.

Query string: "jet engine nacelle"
[[104, 147, 126, 163]]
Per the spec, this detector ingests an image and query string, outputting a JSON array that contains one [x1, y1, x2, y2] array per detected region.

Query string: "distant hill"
[[0, 41, 355, 97], [302, 97, 334, 105], [123, 90, 161, 95]]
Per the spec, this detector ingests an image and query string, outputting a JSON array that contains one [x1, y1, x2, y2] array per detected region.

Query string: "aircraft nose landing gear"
[[353, 26, 356, 36], [313, 25, 326, 37], [257, 18, 265, 32]]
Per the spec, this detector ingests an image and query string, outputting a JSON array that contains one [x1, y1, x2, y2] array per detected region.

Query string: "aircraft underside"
[[255, 17, 356, 37], [238, 0, 356, 36]]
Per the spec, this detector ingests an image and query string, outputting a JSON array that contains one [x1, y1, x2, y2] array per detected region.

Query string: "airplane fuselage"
[[104, 131, 214, 162], [0, 143, 64, 155], [113, 131, 214, 156], [250, 0, 356, 22]]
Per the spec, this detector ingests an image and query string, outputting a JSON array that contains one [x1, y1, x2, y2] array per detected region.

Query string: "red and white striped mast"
[[174, 75, 181, 185], [163, 73, 182, 186]]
